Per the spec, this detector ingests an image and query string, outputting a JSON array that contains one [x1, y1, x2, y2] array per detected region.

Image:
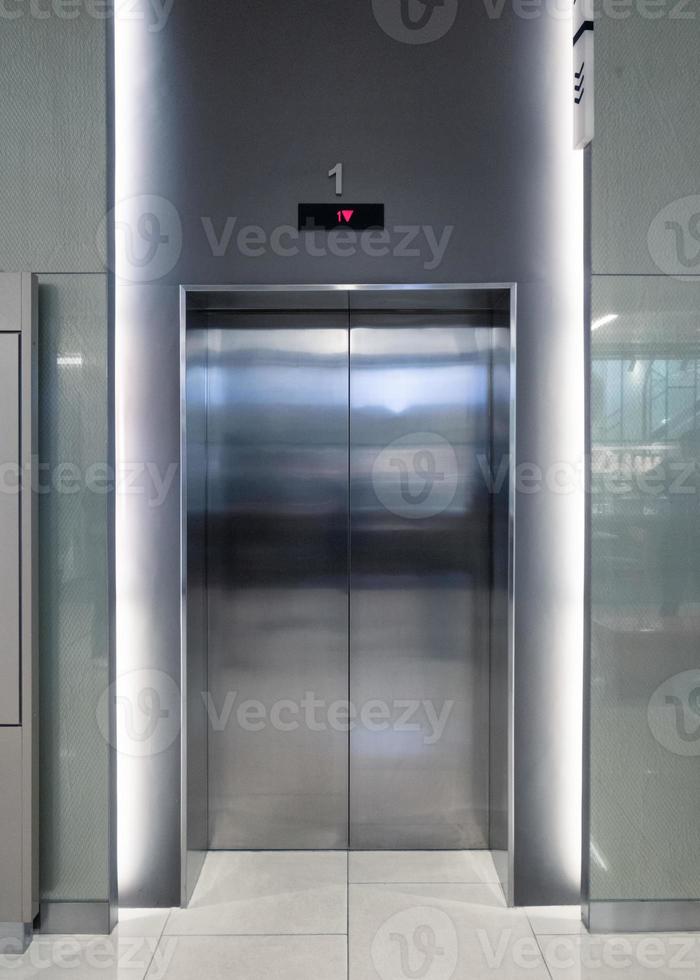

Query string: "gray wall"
[[117, 0, 584, 907], [587, 7, 700, 908], [0, 13, 113, 913]]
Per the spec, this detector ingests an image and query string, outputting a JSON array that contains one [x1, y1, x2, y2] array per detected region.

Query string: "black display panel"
[[298, 203, 385, 231]]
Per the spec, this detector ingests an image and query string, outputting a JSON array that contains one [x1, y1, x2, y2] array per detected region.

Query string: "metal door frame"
[[179, 283, 517, 906]]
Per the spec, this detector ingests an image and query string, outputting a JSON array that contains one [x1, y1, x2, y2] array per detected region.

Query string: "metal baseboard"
[[0, 922, 32, 953], [585, 901, 700, 934], [39, 902, 114, 936]]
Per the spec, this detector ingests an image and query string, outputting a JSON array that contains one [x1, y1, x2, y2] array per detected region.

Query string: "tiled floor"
[[2, 852, 699, 979]]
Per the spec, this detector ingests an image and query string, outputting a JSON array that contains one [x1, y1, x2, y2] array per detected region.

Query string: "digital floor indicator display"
[[298, 203, 385, 231]]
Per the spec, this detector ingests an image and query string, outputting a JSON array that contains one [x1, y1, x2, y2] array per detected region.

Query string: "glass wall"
[[586, 6, 700, 922], [589, 277, 700, 902], [38, 276, 112, 904]]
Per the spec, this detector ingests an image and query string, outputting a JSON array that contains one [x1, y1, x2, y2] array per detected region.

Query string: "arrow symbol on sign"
[[342, 210, 354, 223]]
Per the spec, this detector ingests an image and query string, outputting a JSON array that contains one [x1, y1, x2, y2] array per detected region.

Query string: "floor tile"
[[145, 935, 347, 980], [349, 851, 499, 885], [349, 883, 551, 979], [165, 851, 347, 936], [539, 933, 700, 978], [526, 906, 587, 936], [112, 909, 171, 941]]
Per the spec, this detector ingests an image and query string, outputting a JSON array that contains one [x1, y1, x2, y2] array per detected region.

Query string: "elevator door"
[[204, 310, 491, 850], [207, 317, 350, 849], [349, 318, 490, 848]]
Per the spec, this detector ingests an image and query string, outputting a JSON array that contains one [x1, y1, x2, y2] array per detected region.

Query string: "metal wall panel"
[[0, 727, 23, 922], [488, 324, 511, 855], [349, 317, 491, 849], [0, 273, 38, 947], [206, 316, 349, 849], [0, 332, 20, 726], [183, 327, 209, 902]]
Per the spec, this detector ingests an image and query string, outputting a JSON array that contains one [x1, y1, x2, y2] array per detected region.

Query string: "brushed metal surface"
[[0, 728, 23, 922], [0, 923, 31, 954], [206, 316, 349, 848], [0, 274, 38, 935], [184, 291, 512, 863], [349, 317, 491, 849], [489, 324, 511, 861], [183, 326, 209, 900], [38, 902, 113, 936], [586, 901, 700, 934]]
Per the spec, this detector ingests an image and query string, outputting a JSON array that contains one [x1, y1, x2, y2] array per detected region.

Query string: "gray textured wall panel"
[[0, 18, 107, 273], [592, 10, 700, 276]]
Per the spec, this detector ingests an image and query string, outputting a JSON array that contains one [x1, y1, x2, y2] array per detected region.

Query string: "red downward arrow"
[[342, 210, 354, 223]]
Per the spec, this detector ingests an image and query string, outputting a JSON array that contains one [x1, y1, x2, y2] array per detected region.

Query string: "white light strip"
[[542, 4, 585, 898], [114, 6, 150, 901], [559, 140, 585, 895]]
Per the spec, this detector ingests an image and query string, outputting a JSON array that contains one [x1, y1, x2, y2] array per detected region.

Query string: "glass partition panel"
[[38, 275, 111, 903], [588, 276, 700, 902]]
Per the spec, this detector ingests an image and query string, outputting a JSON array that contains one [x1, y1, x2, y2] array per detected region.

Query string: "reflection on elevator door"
[[349, 321, 490, 849], [206, 321, 349, 849], [188, 306, 500, 851]]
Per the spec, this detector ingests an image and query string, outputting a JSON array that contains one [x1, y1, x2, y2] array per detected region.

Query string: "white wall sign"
[[573, 0, 594, 149]]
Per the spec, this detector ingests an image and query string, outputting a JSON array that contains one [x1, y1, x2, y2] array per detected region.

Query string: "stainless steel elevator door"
[[206, 318, 349, 849], [349, 319, 491, 849]]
